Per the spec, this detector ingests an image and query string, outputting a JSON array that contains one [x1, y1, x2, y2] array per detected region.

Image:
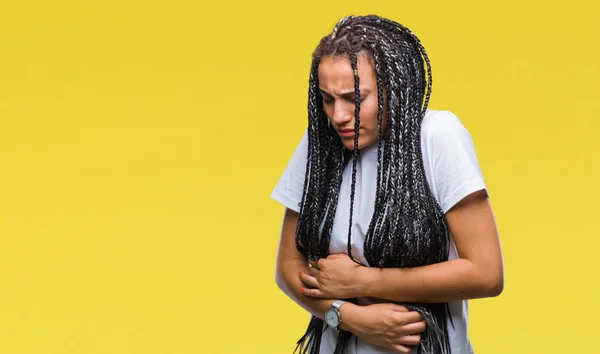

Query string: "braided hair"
[[294, 15, 453, 354]]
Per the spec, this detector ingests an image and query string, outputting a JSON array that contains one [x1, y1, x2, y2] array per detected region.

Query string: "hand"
[[299, 253, 369, 299], [342, 302, 426, 354]]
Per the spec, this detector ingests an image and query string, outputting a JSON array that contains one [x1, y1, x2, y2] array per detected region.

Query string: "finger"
[[390, 344, 412, 354], [397, 334, 421, 346], [401, 311, 425, 324], [390, 304, 409, 312], [299, 272, 320, 288], [316, 258, 325, 270], [307, 266, 321, 278], [402, 321, 427, 334], [301, 287, 325, 298]]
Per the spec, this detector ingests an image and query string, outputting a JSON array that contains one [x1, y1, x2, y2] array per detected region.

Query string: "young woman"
[[271, 14, 504, 354]]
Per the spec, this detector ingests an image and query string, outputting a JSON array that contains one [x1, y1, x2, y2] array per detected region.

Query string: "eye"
[[346, 96, 365, 103]]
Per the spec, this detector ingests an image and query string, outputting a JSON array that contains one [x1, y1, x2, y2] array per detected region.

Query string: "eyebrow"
[[319, 88, 370, 98]]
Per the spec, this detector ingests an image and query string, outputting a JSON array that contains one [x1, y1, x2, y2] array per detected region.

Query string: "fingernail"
[[299, 271, 302, 277], [301, 288, 305, 294]]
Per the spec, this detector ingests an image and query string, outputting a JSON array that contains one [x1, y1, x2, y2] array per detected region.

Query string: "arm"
[[275, 207, 426, 352], [274, 207, 341, 324], [365, 190, 504, 302], [302, 189, 504, 303]]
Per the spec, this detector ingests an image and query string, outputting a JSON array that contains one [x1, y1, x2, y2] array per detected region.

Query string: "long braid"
[[295, 14, 452, 354], [366, 22, 449, 352], [345, 51, 362, 265], [365, 49, 386, 258]]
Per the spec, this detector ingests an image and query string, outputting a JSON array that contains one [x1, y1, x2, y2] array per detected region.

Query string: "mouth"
[[338, 128, 357, 138]]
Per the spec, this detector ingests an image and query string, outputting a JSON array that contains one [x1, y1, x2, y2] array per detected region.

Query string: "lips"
[[338, 129, 355, 138]]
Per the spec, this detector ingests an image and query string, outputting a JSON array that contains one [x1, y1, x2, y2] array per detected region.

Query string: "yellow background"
[[0, 1, 598, 353]]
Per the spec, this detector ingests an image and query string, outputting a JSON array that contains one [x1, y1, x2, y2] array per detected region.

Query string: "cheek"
[[323, 104, 333, 118], [359, 100, 381, 126]]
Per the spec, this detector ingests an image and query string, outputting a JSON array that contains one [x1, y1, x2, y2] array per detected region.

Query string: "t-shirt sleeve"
[[424, 111, 489, 214], [270, 129, 308, 212]]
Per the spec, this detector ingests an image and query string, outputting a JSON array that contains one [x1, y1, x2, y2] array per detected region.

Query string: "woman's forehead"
[[317, 54, 376, 88]]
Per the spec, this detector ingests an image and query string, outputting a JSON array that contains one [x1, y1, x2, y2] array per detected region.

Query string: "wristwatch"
[[325, 300, 347, 331]]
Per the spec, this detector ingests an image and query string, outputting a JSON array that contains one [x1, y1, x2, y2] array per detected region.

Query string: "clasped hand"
[[299, 254, 425, 353], [299, 253, 369, 299]]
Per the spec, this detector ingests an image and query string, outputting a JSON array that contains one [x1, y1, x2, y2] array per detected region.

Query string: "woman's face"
[[317, 51, 388, 150]]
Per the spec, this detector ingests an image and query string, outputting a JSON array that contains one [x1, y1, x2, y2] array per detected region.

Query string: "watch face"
[[325, 308, 339, 327]]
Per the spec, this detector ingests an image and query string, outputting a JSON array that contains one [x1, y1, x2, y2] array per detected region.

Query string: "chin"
[[341, 137, 375, 150]]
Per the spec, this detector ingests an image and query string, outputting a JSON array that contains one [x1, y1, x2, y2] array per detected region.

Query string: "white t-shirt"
[[271, 109, 488, 354]]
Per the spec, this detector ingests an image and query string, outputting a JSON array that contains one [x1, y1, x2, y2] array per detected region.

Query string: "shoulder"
[[419, 109, 487, 213], [421, 109, 475, 152], [421, 109, 468, 139]]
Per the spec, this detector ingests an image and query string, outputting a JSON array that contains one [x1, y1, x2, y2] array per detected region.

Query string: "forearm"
[[364, 258, 503, 303], [276, 258, 355, 331], [274, 208, 365, 333]]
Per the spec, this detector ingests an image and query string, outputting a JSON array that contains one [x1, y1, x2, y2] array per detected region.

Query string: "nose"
[[331, 101, 353, 126]]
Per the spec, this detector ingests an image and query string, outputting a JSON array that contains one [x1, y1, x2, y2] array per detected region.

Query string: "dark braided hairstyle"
[[294, 15, 453, 354]]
